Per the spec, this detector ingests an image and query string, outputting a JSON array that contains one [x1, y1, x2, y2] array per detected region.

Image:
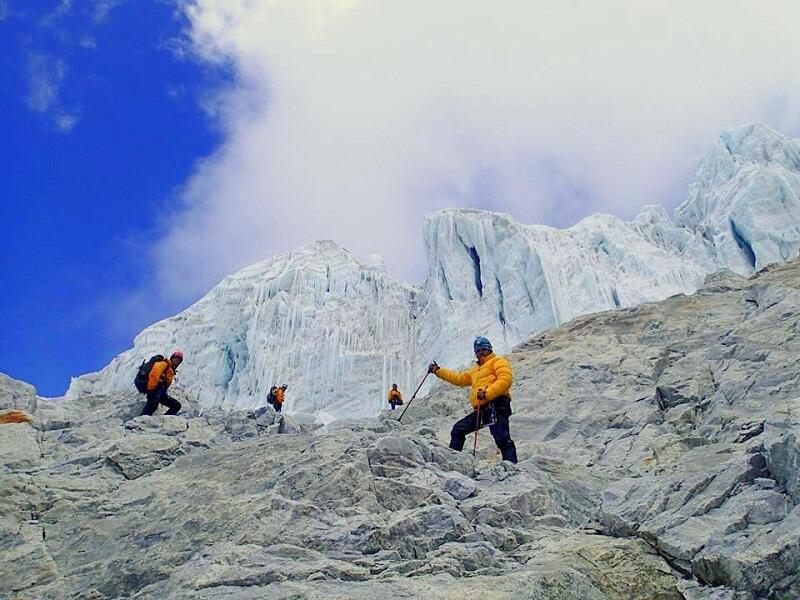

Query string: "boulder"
[[105, 433, 181, 479], [0, 422, 40, 470], [0, 373, 38, 414]]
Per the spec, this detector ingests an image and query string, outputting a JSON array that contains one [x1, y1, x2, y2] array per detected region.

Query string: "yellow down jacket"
[[434, 353, 513, 408]]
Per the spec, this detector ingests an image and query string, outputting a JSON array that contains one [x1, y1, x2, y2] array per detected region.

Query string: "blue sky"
[[2, 1, 800, 397], [0, 1, 229, 394]]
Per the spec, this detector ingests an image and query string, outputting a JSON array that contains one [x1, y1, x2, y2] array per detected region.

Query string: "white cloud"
[[159, 0, 800, 301], [26, 53, 67, 114], [25, 53, 80, 133], [40, 0, 73, 27], [55, 113, 79, 132], [79, 36, 98, 50], [92, 0, 126, 23], [24, 0, 125, 133]]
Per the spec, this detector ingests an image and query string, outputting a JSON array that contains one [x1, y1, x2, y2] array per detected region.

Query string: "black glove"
[[428, 361, 439, 374]]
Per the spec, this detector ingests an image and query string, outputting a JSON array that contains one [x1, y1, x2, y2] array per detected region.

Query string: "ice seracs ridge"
[[69, 124, 800, 417]]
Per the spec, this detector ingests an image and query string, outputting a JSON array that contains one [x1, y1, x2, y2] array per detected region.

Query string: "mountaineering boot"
[[497, 438, 518, 463]]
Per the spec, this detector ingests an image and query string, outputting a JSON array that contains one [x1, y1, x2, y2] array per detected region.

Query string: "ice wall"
[[68, 241, 421, 417], [418, 206, 713, 367]]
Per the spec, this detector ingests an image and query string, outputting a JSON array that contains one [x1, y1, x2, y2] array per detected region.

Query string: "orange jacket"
[[147, 360, 175, 392], [388, 389, 403, 402], [434, 353, 513, 408], [273, 388, 285, 405]]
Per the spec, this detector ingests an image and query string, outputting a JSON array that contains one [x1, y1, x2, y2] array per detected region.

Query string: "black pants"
[[141, 386, 181, 416], [389, 400, 401, 410], [450, 396, 517, 463]]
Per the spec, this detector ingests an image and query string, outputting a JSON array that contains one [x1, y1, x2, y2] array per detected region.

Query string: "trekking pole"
[[472, 406, 482, 457], [397, 369, 433, 423]]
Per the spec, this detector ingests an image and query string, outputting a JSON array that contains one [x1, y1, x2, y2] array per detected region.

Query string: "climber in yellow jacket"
[[387, 384, 403, 410], [429, 336, 518, 463]]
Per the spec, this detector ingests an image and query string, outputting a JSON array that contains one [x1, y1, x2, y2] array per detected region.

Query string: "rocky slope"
[[3, 257, 799, 599], [66, 124, 800, 417]]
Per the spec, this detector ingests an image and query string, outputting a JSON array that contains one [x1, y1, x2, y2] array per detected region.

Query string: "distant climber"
[[272, 384, 287, 413], [140, 351, 183, 416], [428, 336, 518, 463], [387, 384, 404, 410]]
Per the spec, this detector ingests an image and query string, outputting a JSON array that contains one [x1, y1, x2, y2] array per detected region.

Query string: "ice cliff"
[[67, 124, 800, 416], [71, 242, 420, 418]]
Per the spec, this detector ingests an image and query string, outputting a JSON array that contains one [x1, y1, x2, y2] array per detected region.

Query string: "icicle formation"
[[75, 241, 423, 418]]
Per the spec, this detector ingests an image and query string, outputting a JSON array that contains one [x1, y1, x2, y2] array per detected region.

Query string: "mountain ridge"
[[67, 123, 800, 416]]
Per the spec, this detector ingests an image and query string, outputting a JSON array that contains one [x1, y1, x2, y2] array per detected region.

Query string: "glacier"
[[67, 123, 800, 417]]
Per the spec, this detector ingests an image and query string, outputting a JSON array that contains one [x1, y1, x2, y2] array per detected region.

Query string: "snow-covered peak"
[[717, 123, 800, 169], [677, 124, 800, 211], [675, 123, 800, 272], [225, 240, 364, 281]]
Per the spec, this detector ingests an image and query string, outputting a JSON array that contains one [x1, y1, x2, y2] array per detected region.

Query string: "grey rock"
[[179, 418, 222, 448], [163, 542, 371, 589], [678, 580, 755, 599], [442, 472, 476, 500], [125, 414, 189, 435], [3, 258, 800, 599], [105, 433, 181, 479], [278, 413, 301, 434], [691, 504, 800, 595], [219, 413, 259, 439], [762, 414, 800, 501], [0, 468, 58, 596], [0, 372, 38, 413], [0, 422, 41, 470]]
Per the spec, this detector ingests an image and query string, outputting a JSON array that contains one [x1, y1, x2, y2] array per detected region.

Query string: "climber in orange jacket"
[[429, 336, 517, 463], [272, 384, 287, 413], [387, 384, 403, 410], [141, 352, 183, 416]]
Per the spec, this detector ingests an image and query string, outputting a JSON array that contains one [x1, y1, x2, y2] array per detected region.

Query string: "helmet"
[[170, 351, 184, 361], [473, 336, 492, 353]]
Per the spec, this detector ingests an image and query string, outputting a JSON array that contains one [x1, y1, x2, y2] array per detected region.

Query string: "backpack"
[[266, 388, 276, 405], [134, 355, 164, 393]]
